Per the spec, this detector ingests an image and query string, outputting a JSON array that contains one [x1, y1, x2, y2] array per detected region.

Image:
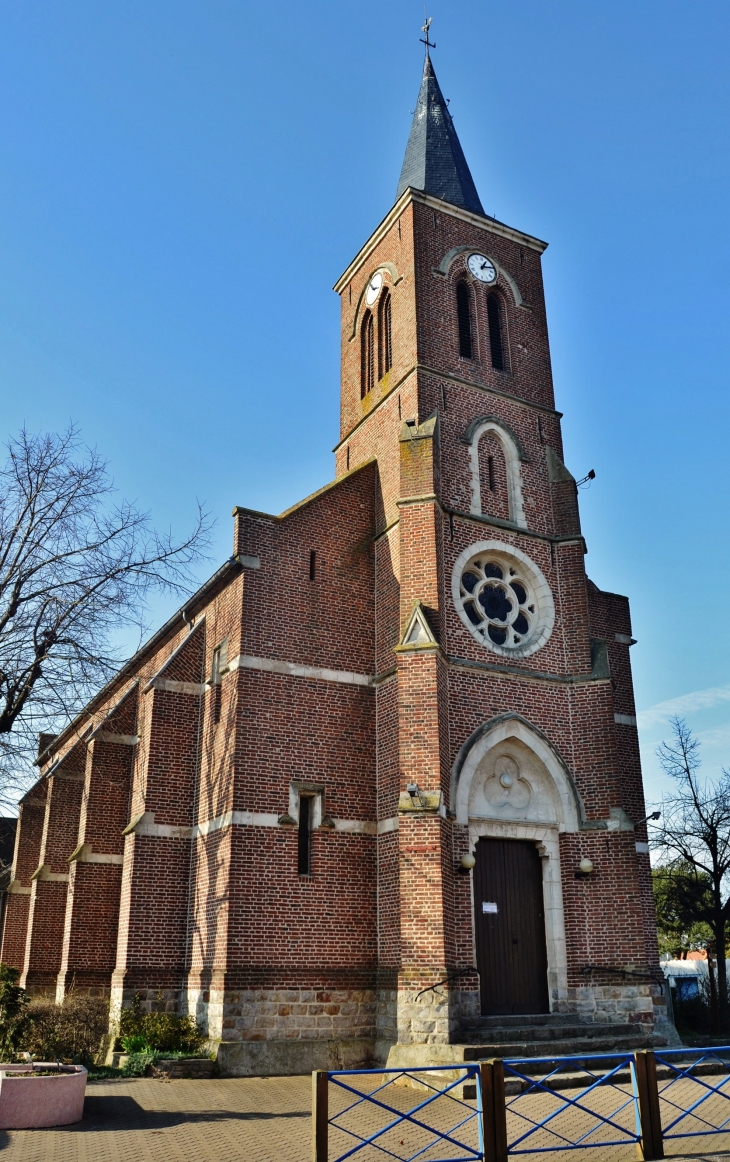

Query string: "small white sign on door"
[[482, 902, 498, 914]]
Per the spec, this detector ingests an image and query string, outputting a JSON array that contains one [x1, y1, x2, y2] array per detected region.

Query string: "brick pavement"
[[0, 1075, 313, 1162], [1, 1072, 729, 1162]]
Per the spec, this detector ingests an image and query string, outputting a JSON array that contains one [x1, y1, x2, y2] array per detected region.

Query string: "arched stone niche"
[[462, 417, 527, 527], [468, 740, 561, 825], [452, 715, 583, 831]]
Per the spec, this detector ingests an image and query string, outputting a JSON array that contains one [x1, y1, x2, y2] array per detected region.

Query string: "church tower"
[[333, 47, 664, 1058]]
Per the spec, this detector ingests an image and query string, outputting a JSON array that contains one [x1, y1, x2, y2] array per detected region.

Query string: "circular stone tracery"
[[451, 541, 555, 659]]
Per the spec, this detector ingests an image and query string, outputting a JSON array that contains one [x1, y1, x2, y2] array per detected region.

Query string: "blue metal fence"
[[502, 1052, 642, 1156], [654, 1044, 730, 1144], [316, 1064, 485, 1162], [312, 1046, 730, 1162]]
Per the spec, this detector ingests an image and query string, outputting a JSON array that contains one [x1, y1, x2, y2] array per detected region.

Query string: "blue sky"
[[1, 1, 729, 804]]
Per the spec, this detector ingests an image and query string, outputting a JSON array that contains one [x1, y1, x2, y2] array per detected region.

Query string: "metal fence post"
[[481, 1058, 508, 1162], [312, 1070, 328, 1162], [634, 1050, 664, 1160]]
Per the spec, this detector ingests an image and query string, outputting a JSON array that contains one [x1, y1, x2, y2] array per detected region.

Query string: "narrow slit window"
[[361, 310, 375, 397], [309, 550, 316, 581], [456, 282, 472, 358], [298, 796, 312, 875], [378, 289, 392, 379], [488, 455, 495, 491], [210, 641, 227, 726], [487, 292, 505, 371]]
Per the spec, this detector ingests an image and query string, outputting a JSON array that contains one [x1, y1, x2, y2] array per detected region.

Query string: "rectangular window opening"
[[309, 550, 316, 581], [298, 796, 312, 875]]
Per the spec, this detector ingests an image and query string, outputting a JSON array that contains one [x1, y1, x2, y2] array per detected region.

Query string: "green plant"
[[121, 1033, 151, 1053], [118, 995, 205, 1055], [0, 964, 30, 1059]]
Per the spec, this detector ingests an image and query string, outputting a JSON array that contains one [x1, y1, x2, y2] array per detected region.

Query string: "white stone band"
[[227, 654, 372, 687], [190, 811, 398, 839]]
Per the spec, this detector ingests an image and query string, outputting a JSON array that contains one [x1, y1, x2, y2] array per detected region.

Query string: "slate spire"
[[396, 51, 485, 216]]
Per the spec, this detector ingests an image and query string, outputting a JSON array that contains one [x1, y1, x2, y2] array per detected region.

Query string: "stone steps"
[[460, 1013, 586, 1030], [459, 1032, 668, 1066], [504, 1059, 726, 1092], [456, 1020, 641, 1044]]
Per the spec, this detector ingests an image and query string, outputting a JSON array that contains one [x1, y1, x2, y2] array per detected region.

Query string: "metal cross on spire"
[[420, 15, 435, 54]]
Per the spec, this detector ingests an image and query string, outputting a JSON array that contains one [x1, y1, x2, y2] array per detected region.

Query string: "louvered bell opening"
[[487, 292, 505, 371], [456, 281, 472, 358], [361, 310, 375, 397], [378, 290, 392, 379]]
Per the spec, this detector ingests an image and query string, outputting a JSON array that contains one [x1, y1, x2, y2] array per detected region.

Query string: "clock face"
[[365, 271, 383, 306], [467, 253, 497, 284]]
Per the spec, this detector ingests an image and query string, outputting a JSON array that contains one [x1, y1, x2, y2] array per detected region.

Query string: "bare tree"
[[0, 427, 211, 805], [652, 716, 730, 1025]]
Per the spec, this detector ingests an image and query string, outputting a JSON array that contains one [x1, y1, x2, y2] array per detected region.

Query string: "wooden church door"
[[474, 837, 550, 1015]]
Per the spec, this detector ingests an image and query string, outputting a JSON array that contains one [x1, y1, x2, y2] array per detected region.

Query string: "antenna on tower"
[[420, 14, 436, 54]]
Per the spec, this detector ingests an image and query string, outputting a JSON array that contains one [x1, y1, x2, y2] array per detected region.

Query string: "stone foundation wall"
[[108, 984, 183, 1043], [377, 987, 397, 1045], [182, 986, 378, 1077], [215, 986, 376, 1043], [55, 981, 110, 1001], [448, 988, 481, 1031], [552, 984, 655, 1024], [391, 989, 451, 1045]]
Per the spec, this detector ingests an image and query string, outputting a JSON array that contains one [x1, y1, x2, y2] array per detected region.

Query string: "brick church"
[[1, 48, 669, 1074]]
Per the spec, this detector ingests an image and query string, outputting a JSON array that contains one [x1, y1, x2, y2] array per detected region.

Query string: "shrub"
[[122, 1050, 157, 1077], [0, 965, 30, 1059], [23, 994, 109, 1066], [118, 995, 205, 1055]]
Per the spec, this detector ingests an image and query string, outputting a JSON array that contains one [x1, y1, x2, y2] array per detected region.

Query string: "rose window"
[[451, 541, 555, 658], [460, 559, 534, 647]]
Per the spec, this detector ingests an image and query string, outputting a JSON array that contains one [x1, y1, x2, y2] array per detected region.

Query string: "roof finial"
[[420, 14, 435, 56]]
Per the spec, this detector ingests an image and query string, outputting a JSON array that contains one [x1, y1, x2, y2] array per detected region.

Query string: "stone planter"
[[150, 1058, 214, 1079], [0, 1063, 87, 1129], [111, 1053, 213, 1078]]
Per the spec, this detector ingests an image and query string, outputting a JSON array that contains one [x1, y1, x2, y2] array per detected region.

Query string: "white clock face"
[[467, 253, 497, 283], [365, 271, 383, 306]]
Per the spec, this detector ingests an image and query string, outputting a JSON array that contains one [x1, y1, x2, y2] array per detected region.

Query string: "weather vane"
[[420, 15, 435, 53]]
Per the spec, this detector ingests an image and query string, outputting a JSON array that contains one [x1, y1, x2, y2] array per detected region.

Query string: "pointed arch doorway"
[[474, 836, 549, 1015], [452, 714, 584, 1017]]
